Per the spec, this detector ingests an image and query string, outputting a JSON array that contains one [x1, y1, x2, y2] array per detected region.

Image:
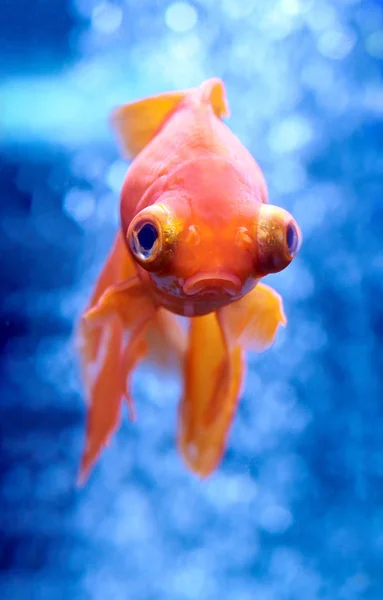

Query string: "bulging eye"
[[127, 204, 177, 271], [285, 221, 301, 257], [256, 204, 302, 276], [133, 222, 159, 258]]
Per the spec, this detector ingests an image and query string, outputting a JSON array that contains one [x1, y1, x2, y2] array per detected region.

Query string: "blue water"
[[1, 1, 383, 598]]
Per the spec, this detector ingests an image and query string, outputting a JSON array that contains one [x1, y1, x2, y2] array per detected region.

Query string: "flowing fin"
[[177, 283, 285, 478], [110, 78, 230, 158], [121, 323, 150, 422], [111, 90, 187, 158], [217, 282, 286, 352], [145, 308, 188, 371], [77, 230, 188, 482], [178, 312, 244, 478], [77, 277, 157, 483], [199, 77, 230, 118], [78, 315, 124, 484], [79, 232, 138, 367]]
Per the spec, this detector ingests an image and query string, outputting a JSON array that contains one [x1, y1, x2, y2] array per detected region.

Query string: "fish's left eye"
[[286, 222, 300, 257], [256, 204, 302, 276]]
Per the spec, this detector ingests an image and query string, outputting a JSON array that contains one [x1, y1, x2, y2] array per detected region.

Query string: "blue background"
[[1, 0, 383, 598]]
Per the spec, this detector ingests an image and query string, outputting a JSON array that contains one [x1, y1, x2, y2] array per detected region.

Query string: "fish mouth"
[[183, 272, 242, 298]]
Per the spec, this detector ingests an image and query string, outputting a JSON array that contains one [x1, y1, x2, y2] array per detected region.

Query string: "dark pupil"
[[137, 223, 158, 253], [286, 223, 298, 255]]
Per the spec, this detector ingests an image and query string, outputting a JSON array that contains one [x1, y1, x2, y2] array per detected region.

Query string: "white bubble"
[[167, 561, 215, 599], [64, 188, 96, 222], [222, 0, 257, 19], [272, 158, 307, 194], [74, 0, 98, 18], [204, 474, 258, 509], [293, 182, 346, 235], [111, 486, 157, 545], [91, 2, 123, 34], [280, 0, 313, 16], [259, 9, 295, 40], [366, 31, 383, 59], [301, 60, 335, 92], [1, 466, 32, 502], [324, 251, 362, 289], [259, 504, 293, 534], [296, 318, 328, 352], [317, 28, 357, 60], [362, 84, 383, 114], [165, 2, 198, 33], [304, 3, 337, 31], [170, 33, 201, 59], [268, 115, 313, 154], [283, 259, 315, 301], [105, 160, 127, 194]]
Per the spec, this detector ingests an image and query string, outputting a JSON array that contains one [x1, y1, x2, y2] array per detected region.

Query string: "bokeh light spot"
[[259, 504, 293, 534], [222, 0, 257, 20], [366, 31, 383, 59], [106, 160, 128, 194], [317, 28, 356, 60], [91, 2, 123, 34], [268, 115, 313, 154], [64, 189, 96, 223], [165, 1, 198, 33]]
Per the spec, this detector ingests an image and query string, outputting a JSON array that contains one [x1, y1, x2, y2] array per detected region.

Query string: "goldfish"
[[77, 78, 302, 482]]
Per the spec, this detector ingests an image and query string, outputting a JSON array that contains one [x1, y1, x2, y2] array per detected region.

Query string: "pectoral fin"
[[177, 283, 286, 478], [78, 277, 157, 483], [217, 282, 286, 352], [178, 313, 244, 478], [145, 308, 187, 371]]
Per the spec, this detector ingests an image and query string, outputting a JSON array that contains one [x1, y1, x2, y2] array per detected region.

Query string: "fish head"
[[124, 158, 302, 315]]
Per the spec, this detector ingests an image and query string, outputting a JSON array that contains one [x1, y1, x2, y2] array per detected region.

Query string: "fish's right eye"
[[132, 222, 159, 259], [127, 204, 178, 272]]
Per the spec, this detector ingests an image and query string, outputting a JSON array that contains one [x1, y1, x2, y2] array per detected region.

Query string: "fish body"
[[77, 78, 302, 481]]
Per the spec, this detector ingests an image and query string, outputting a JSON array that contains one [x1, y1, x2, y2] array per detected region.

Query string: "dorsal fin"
[[110, 89, 187, 158], [198, 77, 230, 119], [110, 78, 230, 159]]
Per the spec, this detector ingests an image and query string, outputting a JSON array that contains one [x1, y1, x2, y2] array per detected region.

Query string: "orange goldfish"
[[77, 78, 302, 482]]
